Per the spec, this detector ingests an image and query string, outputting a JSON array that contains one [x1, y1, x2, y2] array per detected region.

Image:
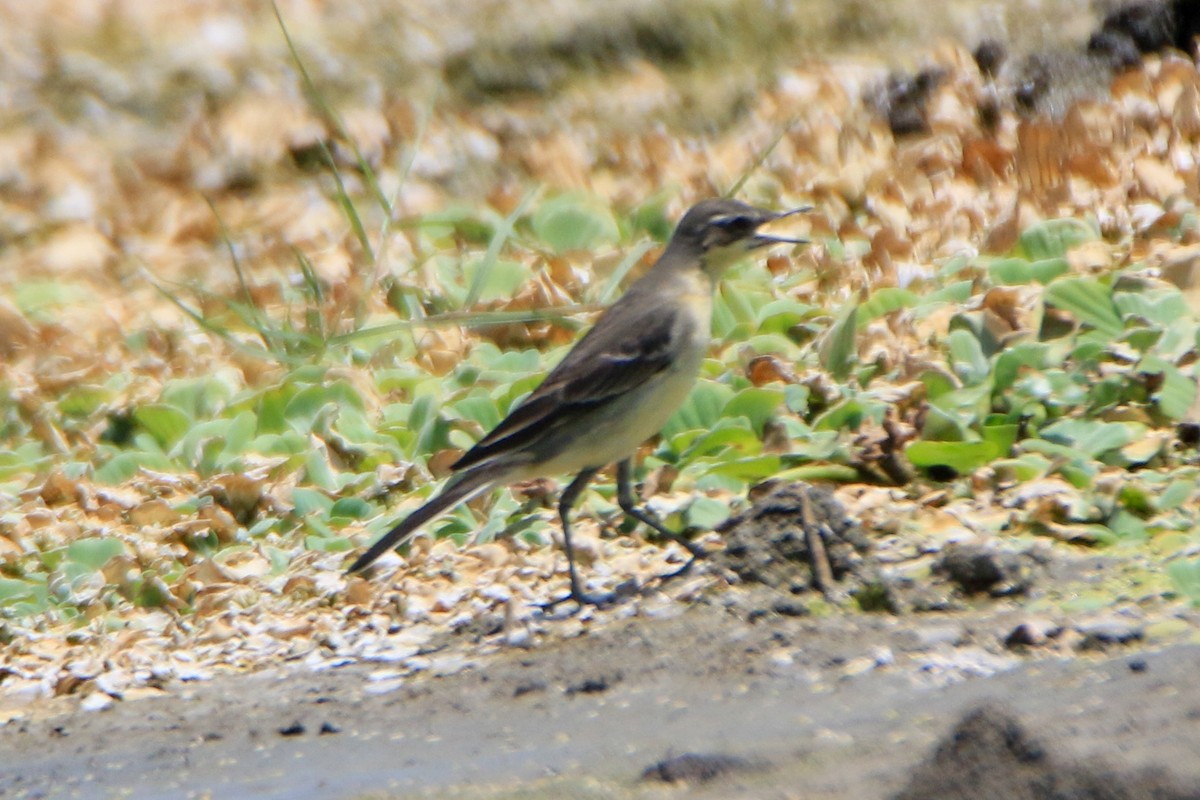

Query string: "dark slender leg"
[[616, 459, 708, 576], [540, 467, 614, 610]]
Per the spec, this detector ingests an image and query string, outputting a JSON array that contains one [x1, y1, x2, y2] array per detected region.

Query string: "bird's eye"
[[716, 214, 753, 232], [701, 213, 759, 250]]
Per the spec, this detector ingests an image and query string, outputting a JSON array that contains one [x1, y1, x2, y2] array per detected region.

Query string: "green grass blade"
[[599, 240, 655, 303], [464, 189, 539, 309]]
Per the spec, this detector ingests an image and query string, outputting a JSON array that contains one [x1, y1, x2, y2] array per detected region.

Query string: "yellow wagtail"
[[349, 198, 808, 607]]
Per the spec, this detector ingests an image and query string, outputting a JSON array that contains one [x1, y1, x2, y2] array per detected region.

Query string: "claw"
[[538, 588, 617, 614]]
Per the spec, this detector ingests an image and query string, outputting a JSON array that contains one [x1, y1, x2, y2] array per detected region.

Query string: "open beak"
[[750, 205, 813, 249]]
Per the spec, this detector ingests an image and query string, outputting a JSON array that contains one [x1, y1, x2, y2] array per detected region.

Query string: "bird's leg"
[[540, 467, 615, 611], [616, 459, 708, 579]]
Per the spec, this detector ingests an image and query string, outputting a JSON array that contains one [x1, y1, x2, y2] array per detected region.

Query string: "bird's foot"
[[537, 587, 617, 614], [652, 535, 709, 582], [653, 555, 697, 583]]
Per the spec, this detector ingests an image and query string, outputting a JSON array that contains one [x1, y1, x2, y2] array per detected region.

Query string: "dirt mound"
[[711, 481, 872, 597], [711, 481, 1058, 617], [894, 705, 1200, 800]]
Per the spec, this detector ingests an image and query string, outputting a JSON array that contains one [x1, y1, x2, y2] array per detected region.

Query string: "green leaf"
[[1139, 356, 1197, 421], [67, 538, 125, 570], [756, 298, 814, 335], [702, 454, 782, 483], [420, 205, 495, 243], [858, 288, 917, 325], [0, 577, 49, 613], [630, 192, 673, 241], [786, 429, 843, 461], [58, 385, 113, 417], [132, 407, 189, 450], [662, 381, 736, 440], [330, 497, 372, 520], [989, 258, 1034, 285], [160, 376, 234, 419], [989, 257, 1069, 286], [723, 387, 784, 436], [1106, 509, 1148, 541], [1167, 558, 1200, 606], [531, 193, 620, 253], [1157, 479, 1194, 512], [255, 382, 300, 434], [921, 404, 969, 441], [292, 487, 334, 517], [946, 328, 989, 385], [220, 410, 257, 459], [684, 496, 730, 530], [1019, 439, 1098, 485], [453, 395, 503, 431], [285, 381, 364, 433], [813, 397, 885, 431], [1043, 278, 1123, 338], [1016, 218, 1097, 260], [924, 280, 974, 305], [1039, 419, 1141, 459], [920, 369, 958, 400], [1114, 289, 1190, 327], [678, 422, 760, 462], [13, 280, 86, 316], [462, 258, 530, 304], [993, 343, 1051, 391], [1029, 258, 1071, 283], [819, 303, 858, 380], [719, 282, 763, 328], [93, 451, 175, 484], [982, 422, 1019, 455], [305, 534, 354, 553], [906, 440, 1001, 475], [993, 453, 1053, 482], [784, 384, 809, 414], [304, 448, 341, 492]]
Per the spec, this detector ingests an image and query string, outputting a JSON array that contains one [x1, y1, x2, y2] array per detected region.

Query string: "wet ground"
[[3, 594, 1199, 800]]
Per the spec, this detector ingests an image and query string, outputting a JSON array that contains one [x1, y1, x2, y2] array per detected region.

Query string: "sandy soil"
[[3, 592, 1199, 800]]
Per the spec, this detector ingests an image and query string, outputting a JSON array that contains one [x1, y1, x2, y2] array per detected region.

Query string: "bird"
[[348, 198, 808, 608]]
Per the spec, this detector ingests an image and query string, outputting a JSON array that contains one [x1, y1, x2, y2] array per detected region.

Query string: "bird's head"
[[671, 198, 809, 275]]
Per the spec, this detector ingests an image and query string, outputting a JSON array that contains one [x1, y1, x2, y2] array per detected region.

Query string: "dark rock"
[[770, 599, 810, 617], [973, 39, 1007, 77], [1174, 0, 1200, 54], [1088, 30, 1145, 69], [936, 543, 1032, 597], [640, 752, 754, 784], [1076, 616, 1145, 650], [1005, 618, 1063, 649], [512, 679, 546, 698], [868, 68, 949, 137], [1100, 1, 1176, 53], [1178, 421, 1200, 447], [277, 721, 305, 737], [565, 673, 621, 696]]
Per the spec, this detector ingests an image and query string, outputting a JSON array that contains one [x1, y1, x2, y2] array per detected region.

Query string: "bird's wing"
[[450, 300, 685, 471]]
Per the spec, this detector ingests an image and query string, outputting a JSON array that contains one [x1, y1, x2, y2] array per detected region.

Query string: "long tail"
[[346, 467, 503, 573]]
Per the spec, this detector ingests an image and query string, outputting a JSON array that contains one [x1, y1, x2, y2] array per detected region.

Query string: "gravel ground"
[[3, 591, 1199, 800]]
